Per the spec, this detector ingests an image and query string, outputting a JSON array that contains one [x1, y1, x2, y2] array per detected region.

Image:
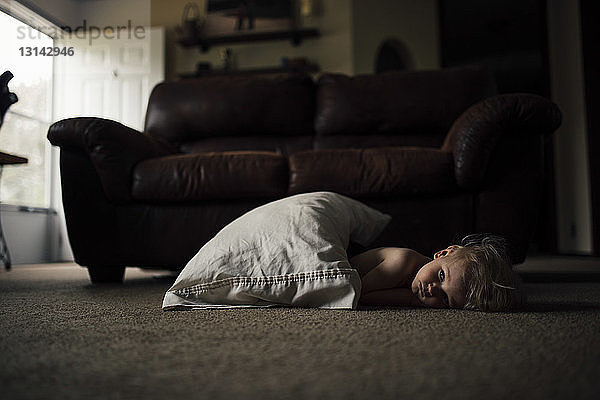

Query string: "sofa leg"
[[87, 266, 125, 284]]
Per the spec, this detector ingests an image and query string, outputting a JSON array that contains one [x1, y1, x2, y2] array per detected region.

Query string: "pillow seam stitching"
[[173, 268, 359, 297]]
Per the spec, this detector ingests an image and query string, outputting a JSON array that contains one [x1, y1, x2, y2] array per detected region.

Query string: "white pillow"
[[162, 192, 391, 310]]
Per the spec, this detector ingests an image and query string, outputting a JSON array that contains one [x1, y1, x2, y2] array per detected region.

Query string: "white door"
[[53, 26, 164, 130]]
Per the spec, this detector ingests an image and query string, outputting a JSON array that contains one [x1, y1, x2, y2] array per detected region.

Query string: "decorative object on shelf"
[[218, 48, 234, 71], [178, 27, 320, 52], [299, 0, 313, 15], [234, 0, 255, 30], [375, 38, 415, 74], [205, 0, 293, 36], [281, 57, 308, 69], [176, 2, 205, 42], [179, 59, 319, 79], [297, 0, 315, 27], [196, 62, 212, 75]]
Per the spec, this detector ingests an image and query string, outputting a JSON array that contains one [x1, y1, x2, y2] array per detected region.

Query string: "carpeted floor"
[[1, 257, 600, 400]]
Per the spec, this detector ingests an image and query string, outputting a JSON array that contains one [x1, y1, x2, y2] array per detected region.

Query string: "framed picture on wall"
[[204, 0, 294, 36]]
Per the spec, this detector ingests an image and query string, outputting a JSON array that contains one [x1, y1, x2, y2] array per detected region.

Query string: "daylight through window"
[[0, 10, 52, 208]]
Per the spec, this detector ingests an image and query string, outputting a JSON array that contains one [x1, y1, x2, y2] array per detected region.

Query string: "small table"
[[0, 151, 28, 270]]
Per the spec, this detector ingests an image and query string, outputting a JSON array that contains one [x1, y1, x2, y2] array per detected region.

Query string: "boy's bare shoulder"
[[350, 247, 427, 261], [349, 247, 430, 276], [369, 247, 430, 263], [384, 248, 431, 269], [379, 247, 424, 258]]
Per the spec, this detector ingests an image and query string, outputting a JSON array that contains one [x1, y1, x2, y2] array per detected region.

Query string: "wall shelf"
[[179, 63, 319, 79], [178, 28, 320, 52]]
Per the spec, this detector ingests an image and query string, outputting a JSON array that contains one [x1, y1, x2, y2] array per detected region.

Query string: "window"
[[0, 10, 52, 208]]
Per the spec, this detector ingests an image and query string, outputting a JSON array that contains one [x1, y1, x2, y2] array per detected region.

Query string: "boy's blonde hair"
[[453, 234, 525, 312]]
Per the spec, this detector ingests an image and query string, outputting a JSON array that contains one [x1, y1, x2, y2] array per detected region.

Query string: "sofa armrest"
[[442, 94, 562, 189], [48, 117, 176, 203]]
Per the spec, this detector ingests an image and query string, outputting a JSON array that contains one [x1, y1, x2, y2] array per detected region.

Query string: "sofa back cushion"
[[314, 66, 496, 148], [144, 73, 315, 147]]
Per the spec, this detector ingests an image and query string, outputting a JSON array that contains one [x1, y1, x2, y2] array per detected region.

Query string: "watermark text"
[[16, 20, 146, 45]]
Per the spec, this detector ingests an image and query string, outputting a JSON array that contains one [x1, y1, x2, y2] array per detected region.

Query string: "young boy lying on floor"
[[163, 193, 524, 312], [351, 234, 524, 312]]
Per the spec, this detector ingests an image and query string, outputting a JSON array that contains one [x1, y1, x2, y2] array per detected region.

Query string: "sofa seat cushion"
[[289, 147, 457, 197], [132, 151, 288, 202]]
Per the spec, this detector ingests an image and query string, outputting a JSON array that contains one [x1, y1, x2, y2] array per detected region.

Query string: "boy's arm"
[[359, 288, 424, 307], [350, 247, 430, 294]]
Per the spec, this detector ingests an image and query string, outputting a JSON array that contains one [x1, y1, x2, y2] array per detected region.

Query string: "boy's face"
[[411, 246, 468, 309]]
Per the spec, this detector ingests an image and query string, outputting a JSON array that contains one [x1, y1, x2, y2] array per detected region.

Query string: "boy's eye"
[[439, 269, 446, 283]]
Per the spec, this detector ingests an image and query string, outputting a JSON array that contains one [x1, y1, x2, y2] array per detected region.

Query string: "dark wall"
[[438, 0, 550, 96], [581, 0, 600, 255], [437, 0, 556, 253]]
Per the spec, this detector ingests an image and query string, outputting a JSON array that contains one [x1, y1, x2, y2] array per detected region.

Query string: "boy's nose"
[[426, 283, 440, 296]]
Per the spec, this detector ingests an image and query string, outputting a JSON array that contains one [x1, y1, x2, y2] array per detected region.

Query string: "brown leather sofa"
[[48, 66, 561, 283]]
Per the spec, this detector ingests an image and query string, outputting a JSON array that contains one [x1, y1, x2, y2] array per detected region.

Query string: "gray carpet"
[[1, 260, 600, 400]]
